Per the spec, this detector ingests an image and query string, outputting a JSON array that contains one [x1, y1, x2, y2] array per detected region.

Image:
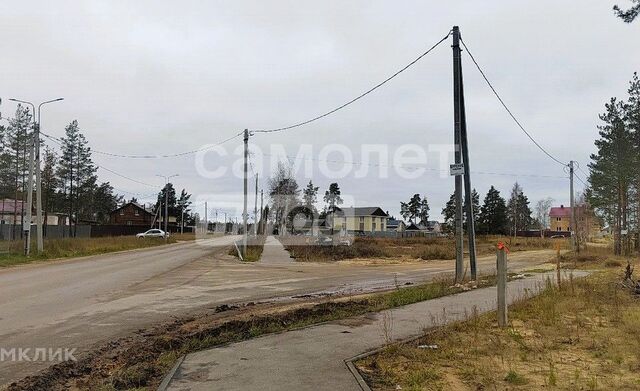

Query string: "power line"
[[41, 133, 161, 188], [251, 31, 452, 134], [40, 130, 244, 159], [259, 152, 567, 179], [459, 37, 569, 167]]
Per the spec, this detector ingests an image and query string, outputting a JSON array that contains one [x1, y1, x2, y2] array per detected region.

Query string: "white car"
[[136, 229, 169, 239]]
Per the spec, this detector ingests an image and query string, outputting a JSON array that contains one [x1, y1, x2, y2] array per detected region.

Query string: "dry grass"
[[228, 235, 267, 262], [0, 234, 195, 267], [284, 235, 569, 262], [356, 252, 640, 391]]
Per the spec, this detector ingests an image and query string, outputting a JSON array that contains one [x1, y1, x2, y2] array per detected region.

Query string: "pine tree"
[[302, 180, 319, 210], [442, 193, 456, 233], [157, 183, 178, 223], [506, 182, 533, 235], [323, 182, 343, 213], [400, 194, 421, 223], [478, 186, 508, 235], [6, 106, 32, 238], [588, 97, 636, 254], [41, 146, 59, 231], [176, 189, 193, 228], [418, 196, 430, 225], [56, 120, 99, 235]]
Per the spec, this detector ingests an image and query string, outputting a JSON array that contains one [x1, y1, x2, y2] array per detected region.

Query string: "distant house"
[[386, 219, 406, 232], [0, 198, 66, 226], [426, 220, 442, 234], [328, 207, 389, 233], [549, 204, 601, 239], [109, 202, 155, 226], [0, 198, 25, 225]]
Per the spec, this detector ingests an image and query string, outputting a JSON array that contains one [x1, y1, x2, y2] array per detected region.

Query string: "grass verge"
[[8, 276, 496, 391], [356, 256, 640, 390], [227, 235, 267, 262], [0, 233, 195, 268], [283, 235, 568, 262]]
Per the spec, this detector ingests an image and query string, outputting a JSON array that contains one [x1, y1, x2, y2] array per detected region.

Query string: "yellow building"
[[549, 204, 601, 240], [550, 205, 572, 233], [329, 207, 389, 233]]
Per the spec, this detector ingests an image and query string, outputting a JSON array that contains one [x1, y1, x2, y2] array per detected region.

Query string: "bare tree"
[[534, 197, 554, 237]]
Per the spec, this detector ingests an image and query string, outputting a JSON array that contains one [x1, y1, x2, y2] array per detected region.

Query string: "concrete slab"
[[166, 271, 586, 391], [259, 235, 293, 264]]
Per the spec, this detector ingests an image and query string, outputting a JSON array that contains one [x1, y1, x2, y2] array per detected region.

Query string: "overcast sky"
[[1, 1, 639, 221]]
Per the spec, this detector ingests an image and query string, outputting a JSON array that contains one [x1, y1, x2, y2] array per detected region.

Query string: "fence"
[[0, 224, 193, 241]]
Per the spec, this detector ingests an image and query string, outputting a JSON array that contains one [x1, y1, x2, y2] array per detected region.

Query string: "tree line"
[[0, 106, 197, 237], [0, 106, 122, 236]]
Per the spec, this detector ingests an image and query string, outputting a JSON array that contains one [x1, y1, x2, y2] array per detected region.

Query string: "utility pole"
[[454, 26, 478, 280], [205, 201, 208, 234], [569, 160, 576, 252], [24, 132, 35, 256], [259, 189, 264, 236], [156, 173, 178, 240], [452, 26, 464, 282], [9, 97, 64, 254], [164, 186, 169, 238], [181, 206, 184, 234], [243, 129, 249, 256], [254, 173, 258, 237]]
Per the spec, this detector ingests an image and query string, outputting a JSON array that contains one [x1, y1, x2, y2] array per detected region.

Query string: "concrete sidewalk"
[[258, 235, 293, 264], [165, 271, 584, 391]]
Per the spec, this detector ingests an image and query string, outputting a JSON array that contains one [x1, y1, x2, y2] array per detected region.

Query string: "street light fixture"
[[9, 97, 64, 255], [156, 174, 178, 240]]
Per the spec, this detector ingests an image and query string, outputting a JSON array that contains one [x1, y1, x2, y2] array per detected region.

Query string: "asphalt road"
[[0, 236, 555, 385]]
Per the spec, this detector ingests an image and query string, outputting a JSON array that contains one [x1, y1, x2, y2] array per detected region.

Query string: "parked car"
[[136, 229, 169, 238]]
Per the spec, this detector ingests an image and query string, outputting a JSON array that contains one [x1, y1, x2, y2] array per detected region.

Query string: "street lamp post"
[[156, 174, 178, 241], [9, 98, 63, 254]]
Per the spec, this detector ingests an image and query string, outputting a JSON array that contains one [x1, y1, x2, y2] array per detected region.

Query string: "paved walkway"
[[165, 271, 585, 391], [258, 235, 293, 264]]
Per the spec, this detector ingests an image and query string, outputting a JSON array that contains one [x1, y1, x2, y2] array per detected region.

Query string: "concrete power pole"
[[253, 174, 258, 236], [454, 26, 478, 280], [24, 133, 35, 256], [204, 201, 208, 235], [452, 26, 464, 282], [35, 121, 43, 252], [569, 161, 576, 252], [243, 129, 249, 256]]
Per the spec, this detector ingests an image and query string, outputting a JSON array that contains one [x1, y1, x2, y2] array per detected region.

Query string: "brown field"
[[356, 249, 640, 390], [282, 235, 570, 262]]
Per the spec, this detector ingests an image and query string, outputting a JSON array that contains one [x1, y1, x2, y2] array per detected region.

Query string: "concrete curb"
[[157, 355, 185, 391]]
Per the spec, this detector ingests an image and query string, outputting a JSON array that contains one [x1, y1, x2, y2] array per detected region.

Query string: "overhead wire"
[[251, 30, 452, 134], [40, 130, 244, 159], [459, 37, 569, 167], [41, 132, 161, 188]]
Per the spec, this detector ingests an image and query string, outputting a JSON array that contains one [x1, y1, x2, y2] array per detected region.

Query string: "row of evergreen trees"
[[0, 105, 121, 236], [441, 182, 534, 236]]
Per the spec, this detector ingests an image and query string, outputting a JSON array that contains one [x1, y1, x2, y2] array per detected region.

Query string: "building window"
[[127, 221, 132, 225], [120, 210, 124, 216], [372, 222, 377, 231], [135, 209, 139, 216]]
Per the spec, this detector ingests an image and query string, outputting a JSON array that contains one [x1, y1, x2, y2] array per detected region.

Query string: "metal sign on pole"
[[449, 163, 465, 176]]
